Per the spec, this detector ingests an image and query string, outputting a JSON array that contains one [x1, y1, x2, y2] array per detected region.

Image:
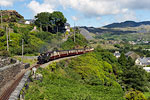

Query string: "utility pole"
[[9, 27, 10, 40], [6, 27, 9, 51], [74, 22, 76, 43], [0, 7, 2, 28], [22, 39, 24, 62]]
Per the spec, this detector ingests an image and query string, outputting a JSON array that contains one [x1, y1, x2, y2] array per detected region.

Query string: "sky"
[[1, 0, 150, 27]]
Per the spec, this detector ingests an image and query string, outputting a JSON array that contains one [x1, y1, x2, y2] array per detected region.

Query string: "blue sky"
[[1, 0, 150, 27]]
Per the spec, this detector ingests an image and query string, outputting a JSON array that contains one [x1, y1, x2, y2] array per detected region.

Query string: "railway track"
[[0, 64, 40, 100], [0, 74, 24, 100]]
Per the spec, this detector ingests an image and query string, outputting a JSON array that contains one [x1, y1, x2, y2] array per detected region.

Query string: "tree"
[[0, 28, 5, 36], [118, 53, 127, 66], [114, 44, 120, 48], [127, 56, 135, 66], [35, 12, 51, 32], [122, 66, 149, 92], [51, 11, 67, 33], [34, 11, 67, 33]]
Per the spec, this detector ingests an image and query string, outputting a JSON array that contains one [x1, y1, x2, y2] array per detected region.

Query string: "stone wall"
[[9, 70, 31, 100], [0, 60, 24, 93], [0, 57, 16, 68]]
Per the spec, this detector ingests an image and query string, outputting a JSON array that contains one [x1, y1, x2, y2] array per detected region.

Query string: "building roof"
[[114, 53, 120, 56], [138, 57, 150, 65], [125, 51, 134, 56], [64, 23, 70, 26], [125, 51, 140, 60], [25, 19, 35, 23]]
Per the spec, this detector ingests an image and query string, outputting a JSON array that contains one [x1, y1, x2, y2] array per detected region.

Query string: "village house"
[[125, 51, 140, 60], [135, 57, 150, 66], [114, 51, 121, 58], [143, 67, 150, 72], [25, 19, 35, 24], [65, 23, 70, 32], [129, 41, 136, 45]]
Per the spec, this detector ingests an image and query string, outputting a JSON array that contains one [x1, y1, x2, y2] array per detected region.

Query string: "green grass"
[[14, 56, 37, 65]]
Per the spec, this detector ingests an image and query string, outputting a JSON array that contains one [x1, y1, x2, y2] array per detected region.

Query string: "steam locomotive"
[[37, 48, 94, 64]]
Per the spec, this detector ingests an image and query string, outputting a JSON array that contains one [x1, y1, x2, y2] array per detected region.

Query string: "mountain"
[[104, 21, 150, 28], [0, 10, 24, 22], [79, 26, 136, 35]]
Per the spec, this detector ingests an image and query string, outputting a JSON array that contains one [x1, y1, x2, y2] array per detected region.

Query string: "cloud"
[[0, 0, 23, 7], [115, 11, 138, 22], [0, 0, 15, 6], [27, 0, 150, 20], [27, 0, 55, 15], [96, 17, 101, 20], [59, 0, 128, 17], [72, 16, 79, 21], [59, 0, 150, 17]]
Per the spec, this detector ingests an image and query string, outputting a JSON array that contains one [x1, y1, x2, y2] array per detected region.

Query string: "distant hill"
[[0, 10, 24, 22], [79, 26, 136, 35], [104, 21, 150, 28]]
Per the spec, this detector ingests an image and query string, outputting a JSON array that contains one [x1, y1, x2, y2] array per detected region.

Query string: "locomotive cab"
[[37, 53, 50, 64]]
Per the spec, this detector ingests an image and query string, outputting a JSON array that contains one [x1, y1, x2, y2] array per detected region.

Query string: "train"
[[37, 48, 94, 64]]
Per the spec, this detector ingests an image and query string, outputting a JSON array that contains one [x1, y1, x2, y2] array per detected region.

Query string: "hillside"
[[0, 10, 24, 22], [79, 28, 94, 40], [79, 26, 136, 35], [60, 32, 88, 50], [104, 21, 150, 28], [25, 50, 125, 100]]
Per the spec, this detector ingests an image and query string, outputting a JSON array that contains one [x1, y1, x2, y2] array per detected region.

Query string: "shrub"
[[0, 28, 5, 36], [0, 50, 11, 57], [125, 89, 146, 100]]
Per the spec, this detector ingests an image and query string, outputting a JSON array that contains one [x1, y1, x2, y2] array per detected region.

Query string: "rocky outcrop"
[[0, 10, 24, 22]]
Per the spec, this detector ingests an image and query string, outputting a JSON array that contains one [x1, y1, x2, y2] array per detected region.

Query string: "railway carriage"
[[59, 50, 69, 57], [38, 48, 94, 64]]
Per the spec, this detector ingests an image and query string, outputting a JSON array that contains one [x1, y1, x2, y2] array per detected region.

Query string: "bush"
[[0, 28, 5, 36], [0, 50, 11, 57], [61, 33, 88, 50], [125, 89, 146, 100]]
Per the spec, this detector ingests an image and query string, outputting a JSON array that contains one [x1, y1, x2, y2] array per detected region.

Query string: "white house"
[[135, 57, 150, 66], [129, 41, 136, 45], [25, 19, 35, 25], [143, 67, 150, 72], [25, 20, 31, 24], [114, 51, 121, 58], [65, 23, 70, 32]]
